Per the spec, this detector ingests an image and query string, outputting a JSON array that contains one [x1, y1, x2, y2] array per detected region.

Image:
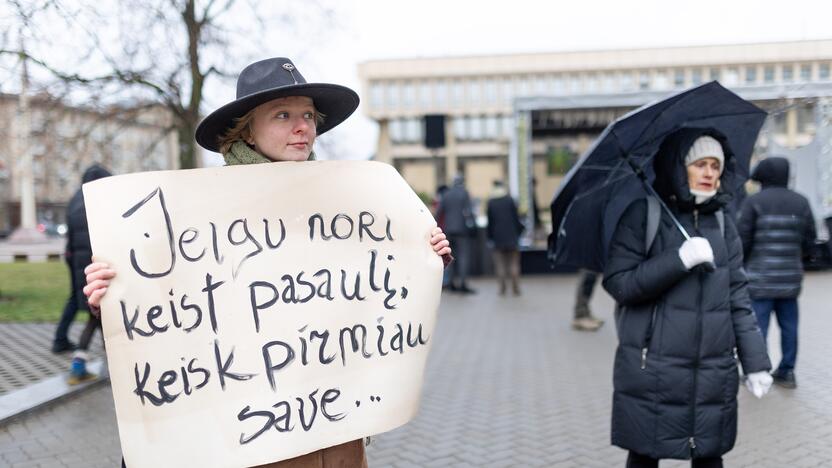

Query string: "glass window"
[[639, 71, 650, 90], [402, 82, 415, 109], [534, 75, 547, 94], [485, 115, 498, 139], [468, 79, 482, 106], [418, 82, 431, 108], [517, 78, 531, 97], [451, 80, 464, 107], [602, 73, 615, 93], [569, 74, 581, 94], [764, 66, 775, 83], [653, 71, 669, 90], [782, 65, 794, 82], [405, 118, 421, 142], [586, 73, 599, 93], [485, 79, 497, 104], [674, 69, 685, 88], [820, 63, 830, 80], [800, 64, 811, 81], [553, 75, 565, 95], [745, 67, 757, 84], [709, 67, 721, 82], [385, 83, 398, 110], [620, 72, 634, 92], [370, 82, 384, 110], [691, 69, 703, 85], [453, 116, 467, 140], [502, 78, 514, 103], [435, 80, 448, 107], [469, 116, 484, 140], [723, 68, 739, 86], [389, 119, 403, 142], [501, 115, 513, 138]]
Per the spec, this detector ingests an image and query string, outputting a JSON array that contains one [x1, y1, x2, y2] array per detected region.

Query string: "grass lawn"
[[0, 261, 72, 322]]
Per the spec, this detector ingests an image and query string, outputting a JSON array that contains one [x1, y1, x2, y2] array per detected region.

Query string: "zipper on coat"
[[689, 271, 704, 459], [640, 305, 658, 370]]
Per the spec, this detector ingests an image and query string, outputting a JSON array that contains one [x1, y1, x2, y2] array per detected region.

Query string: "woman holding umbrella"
[[603, 127, 772, 468]]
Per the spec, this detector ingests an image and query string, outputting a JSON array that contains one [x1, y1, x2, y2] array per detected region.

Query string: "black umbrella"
[[547, 81, 767, 271]]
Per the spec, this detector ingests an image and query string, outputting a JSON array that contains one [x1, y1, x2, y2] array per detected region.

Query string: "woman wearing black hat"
[[84, 57, 452, 468]]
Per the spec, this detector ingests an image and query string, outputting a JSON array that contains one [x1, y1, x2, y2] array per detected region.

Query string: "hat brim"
[[195, 83, 359, 153]]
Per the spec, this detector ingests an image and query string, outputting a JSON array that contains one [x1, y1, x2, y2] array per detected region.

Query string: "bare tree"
[[2, 0, 339, 169]]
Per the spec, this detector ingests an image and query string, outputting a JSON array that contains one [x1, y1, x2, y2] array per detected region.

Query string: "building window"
[[453, 116, 467, 140], [517, 77, 531, 97], [501, 115, 513, 139], [485, 79, 497, 104], [502, 78, 514, 103], [602, 73, 616, 93], [389, 119, 403, 142], [782, 65, 794, 82], [653, 71, 669, 90], [451, 80, 464, 107], [419, 82, 431, 108], [385, 82, 399, 110], [405, 118, 421, 142], [638, 71, 650, 90], [553, 75, 565, 94], [469, 116, 484, 140], [820, 63, 831, 80], [435, 80, 448, 107], [723, 68, 739, 86], [534, 75, 547, 95], [709, 67, 721, 82], [691, 69, 703, 85], [402, 82, 415, 109], [673, 69, 685, 88], [745, 67, 757, 85], [569, 74, 581, 94], [764, 66, 775, 83], [370, 82, 383, 110], [484, 115, 498, 139], [468, 79, 482, 106], [800, 64, 811, 82], [586, 73, 599, 93], [620, 72, 635, 92]]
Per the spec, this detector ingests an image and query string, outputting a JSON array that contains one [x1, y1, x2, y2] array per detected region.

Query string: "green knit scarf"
[[223, 140, 316, 165], [223, 141, 272, 165]]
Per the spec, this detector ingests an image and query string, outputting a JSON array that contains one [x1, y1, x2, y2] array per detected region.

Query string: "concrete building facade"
[[358, 40, 832, 243], [0, 95, 179, 233]]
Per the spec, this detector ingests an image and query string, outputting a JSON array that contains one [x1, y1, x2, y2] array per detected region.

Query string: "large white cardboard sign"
[[84, 161, 442, 467]]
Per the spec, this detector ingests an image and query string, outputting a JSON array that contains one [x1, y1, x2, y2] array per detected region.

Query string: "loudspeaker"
[[423, 114, 446, 149]]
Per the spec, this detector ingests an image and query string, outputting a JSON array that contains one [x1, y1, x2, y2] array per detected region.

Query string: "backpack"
[[644, 196, 724, 253]]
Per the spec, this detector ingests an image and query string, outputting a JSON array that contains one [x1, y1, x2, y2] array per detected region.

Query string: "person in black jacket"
[[486, 180, 524, 296], [52, 164, 112, 354], [738, 156, 816, 389], [603, 128, 772, 468]]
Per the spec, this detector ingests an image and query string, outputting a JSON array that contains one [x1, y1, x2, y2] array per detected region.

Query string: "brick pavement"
[[0, 323, 106, 395], [1, 272, 831, 467]]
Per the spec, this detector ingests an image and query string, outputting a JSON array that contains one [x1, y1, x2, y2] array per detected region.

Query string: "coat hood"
[[652, 127, 735, 213], [82, 164, 112, 184], [750, 156, 789, 188]]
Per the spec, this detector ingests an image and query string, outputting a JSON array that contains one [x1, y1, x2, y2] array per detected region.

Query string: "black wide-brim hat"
[[195, 57, 360, 153]]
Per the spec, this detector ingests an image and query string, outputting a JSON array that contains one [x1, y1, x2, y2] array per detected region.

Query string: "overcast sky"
[[198, 0, 832, 163]]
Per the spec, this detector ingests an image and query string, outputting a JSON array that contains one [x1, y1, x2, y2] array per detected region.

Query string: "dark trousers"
[[54, 260, 79, 346], [446, 234, 470, 287], [627, 451, 723, 468], [752, 297, 799, 372], [574, 270, 598, 319]]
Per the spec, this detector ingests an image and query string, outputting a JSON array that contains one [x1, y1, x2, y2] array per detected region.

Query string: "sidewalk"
[[1, 272, 831, 467]]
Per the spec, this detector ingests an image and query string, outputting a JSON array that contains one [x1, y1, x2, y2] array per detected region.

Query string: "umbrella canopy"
[[547, 81, 767, 271]]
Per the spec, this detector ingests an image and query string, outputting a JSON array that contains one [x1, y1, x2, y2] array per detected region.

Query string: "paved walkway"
[[1, 272, 831, 467]]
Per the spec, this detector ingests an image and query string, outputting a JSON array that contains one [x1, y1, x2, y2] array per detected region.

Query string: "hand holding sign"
[[84, 161, 444, 468]]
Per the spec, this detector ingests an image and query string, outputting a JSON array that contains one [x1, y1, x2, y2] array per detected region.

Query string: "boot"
[[572, 316, 603, 331], [67, 350, 97, 385]]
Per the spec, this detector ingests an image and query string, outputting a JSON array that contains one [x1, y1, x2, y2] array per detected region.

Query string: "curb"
[[0, 359, 108, 426]]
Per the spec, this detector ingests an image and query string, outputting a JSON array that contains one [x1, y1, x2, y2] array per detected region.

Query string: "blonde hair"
[[217, 103, 326, 155]]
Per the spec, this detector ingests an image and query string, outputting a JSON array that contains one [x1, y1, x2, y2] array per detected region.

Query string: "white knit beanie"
[[685, 136, 724, 172]]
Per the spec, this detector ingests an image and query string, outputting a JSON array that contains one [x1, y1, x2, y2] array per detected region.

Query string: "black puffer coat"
[[603, 128, 770, 460], [737, 157, 816, 299], [66, 165, 112, 310]]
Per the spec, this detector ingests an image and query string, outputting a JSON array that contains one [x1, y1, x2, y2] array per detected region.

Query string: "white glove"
[[678, 237, 714, 270], [745, 371, 773, 398]]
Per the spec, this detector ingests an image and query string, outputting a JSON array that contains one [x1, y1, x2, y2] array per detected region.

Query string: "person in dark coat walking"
[[438, 174, 477, 293], [52, 164, 112, 355], [737, 156, 816, 389], [486, 180, 524, 296], [603, 128, 772, 467]]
